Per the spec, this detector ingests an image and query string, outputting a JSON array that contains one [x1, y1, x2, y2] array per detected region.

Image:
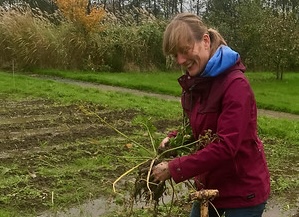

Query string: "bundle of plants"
[[131, 126, 189, 203], [80, 106, 217, 213], [132, 125, 218, 205]]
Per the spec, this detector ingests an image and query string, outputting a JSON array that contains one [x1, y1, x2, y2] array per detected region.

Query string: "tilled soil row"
[[0, 97, 161, 214], [0, 98, 139, 152]]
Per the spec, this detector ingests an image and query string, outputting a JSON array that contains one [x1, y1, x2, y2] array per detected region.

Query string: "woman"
[[152, 13, 270, 217]]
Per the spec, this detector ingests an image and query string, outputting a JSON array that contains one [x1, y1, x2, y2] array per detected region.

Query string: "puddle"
[[38, 184, 187, 217], [38, 197, 118, 217], [38, 190, 299, 217], [264, 197, 299, 217]]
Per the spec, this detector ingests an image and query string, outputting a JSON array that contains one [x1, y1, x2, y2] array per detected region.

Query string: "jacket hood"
[[200, 45, 240, 77], [178, 57, 246, 93]]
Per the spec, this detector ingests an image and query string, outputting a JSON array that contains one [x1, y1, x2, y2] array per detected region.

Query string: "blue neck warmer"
[[200, 45, 240, 77]]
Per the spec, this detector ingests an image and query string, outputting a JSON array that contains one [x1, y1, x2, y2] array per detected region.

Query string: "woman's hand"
[[159, 137, 170, 148], [157, 136, 170, 155], [152, 161, 171, 182]]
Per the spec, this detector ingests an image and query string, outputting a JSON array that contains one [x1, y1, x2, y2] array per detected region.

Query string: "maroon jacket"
[[168, 60, 270, 208]]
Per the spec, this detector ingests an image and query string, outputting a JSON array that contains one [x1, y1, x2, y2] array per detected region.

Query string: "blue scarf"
[[200, 45, 240, 77]]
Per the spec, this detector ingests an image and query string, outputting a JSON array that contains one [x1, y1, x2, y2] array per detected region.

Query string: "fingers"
[[151, 162, 171, 182], [159, 137, 170, 148]]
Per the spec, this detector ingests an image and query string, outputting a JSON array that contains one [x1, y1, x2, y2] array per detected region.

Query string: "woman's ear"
[[203, 33, 210, 50]]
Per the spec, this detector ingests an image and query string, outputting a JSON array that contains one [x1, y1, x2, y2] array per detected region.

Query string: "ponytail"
[[208, 28, 227, 55]]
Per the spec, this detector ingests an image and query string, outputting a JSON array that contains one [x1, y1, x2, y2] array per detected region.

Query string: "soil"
[[1, 77, 299, 216], [0, 99, 134, 152], [0, 96, 178, 216]]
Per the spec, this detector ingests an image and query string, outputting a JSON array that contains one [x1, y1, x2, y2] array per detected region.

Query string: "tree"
[[233, 0, 265, 70], [203, 0, 242, 44], [259, 11, 299, 79], [55, 0, 106, 33], [0, 0, 57, 13], [203, 0, 299, 76]]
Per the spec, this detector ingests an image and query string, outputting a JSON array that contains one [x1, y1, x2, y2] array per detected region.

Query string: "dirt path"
[[39, 76, 299, 121]]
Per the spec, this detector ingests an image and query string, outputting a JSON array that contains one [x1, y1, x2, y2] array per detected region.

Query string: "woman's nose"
[[176, 53, 186, 65]]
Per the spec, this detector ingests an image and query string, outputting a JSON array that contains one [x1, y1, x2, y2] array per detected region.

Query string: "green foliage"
[[0, 5, 63, 70], [31, 69, 183, 95], [258, 115, 299, 198], [0, 2, 299, 72], [137, 22, 167, 69], [98, 19, 166, 72], [257, 11, 299, 78], [258, 116, 299, 145], [203, 0, 299, 73], [232, 1, 265, 69], [0, 5, 167, 72]]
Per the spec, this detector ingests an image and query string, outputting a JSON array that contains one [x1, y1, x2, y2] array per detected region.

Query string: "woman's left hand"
[[152, 161, 171, 182]]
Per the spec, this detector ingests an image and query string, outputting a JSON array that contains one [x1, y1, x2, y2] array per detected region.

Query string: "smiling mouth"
[[182, 61, 194, 69], [185, 61, 195, 71]]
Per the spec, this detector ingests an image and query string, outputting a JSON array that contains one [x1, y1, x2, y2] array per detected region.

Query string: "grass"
[[258, 116, 299, 195], [0, 71, 181, 119], [31, 69, 183, 96], [246, 72, 299, 114], [0, 70, 298, 216], [0, 137, 140, 216], [30, 69, 299, 114]]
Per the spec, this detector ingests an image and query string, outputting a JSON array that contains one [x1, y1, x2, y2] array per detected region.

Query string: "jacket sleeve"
[[167, 130, 178, 138], [168, 76, 255, 183]]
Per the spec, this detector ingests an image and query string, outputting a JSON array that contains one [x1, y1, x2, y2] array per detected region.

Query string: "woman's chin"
[[187, 68, 200, 76]]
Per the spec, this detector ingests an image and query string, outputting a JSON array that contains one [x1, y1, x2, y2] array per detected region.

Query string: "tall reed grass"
[[0, 4, 167, 72]]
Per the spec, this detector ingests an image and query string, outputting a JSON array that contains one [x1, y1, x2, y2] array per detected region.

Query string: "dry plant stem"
[[209, 201, 221, 217], [146, 158, 158, 202], [79, 105, 153, 155], [80, 105, 164, 199], [113, 160, 148, 193], [140, 122, 157, 154], [186, 179, 197, 191]]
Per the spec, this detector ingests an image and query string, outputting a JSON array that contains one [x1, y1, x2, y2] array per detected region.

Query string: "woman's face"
[[175, 34, 211, 76]]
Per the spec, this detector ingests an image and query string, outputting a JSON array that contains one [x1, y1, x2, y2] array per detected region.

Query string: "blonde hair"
[[163, 13, 227, 56]]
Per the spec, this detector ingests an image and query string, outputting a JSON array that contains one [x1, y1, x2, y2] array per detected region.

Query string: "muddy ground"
[[0, 91, 298, 216], [0, 97, 180, 216]]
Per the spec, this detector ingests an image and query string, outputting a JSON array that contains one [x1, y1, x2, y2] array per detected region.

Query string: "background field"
[[30, 70, 299, 114]]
